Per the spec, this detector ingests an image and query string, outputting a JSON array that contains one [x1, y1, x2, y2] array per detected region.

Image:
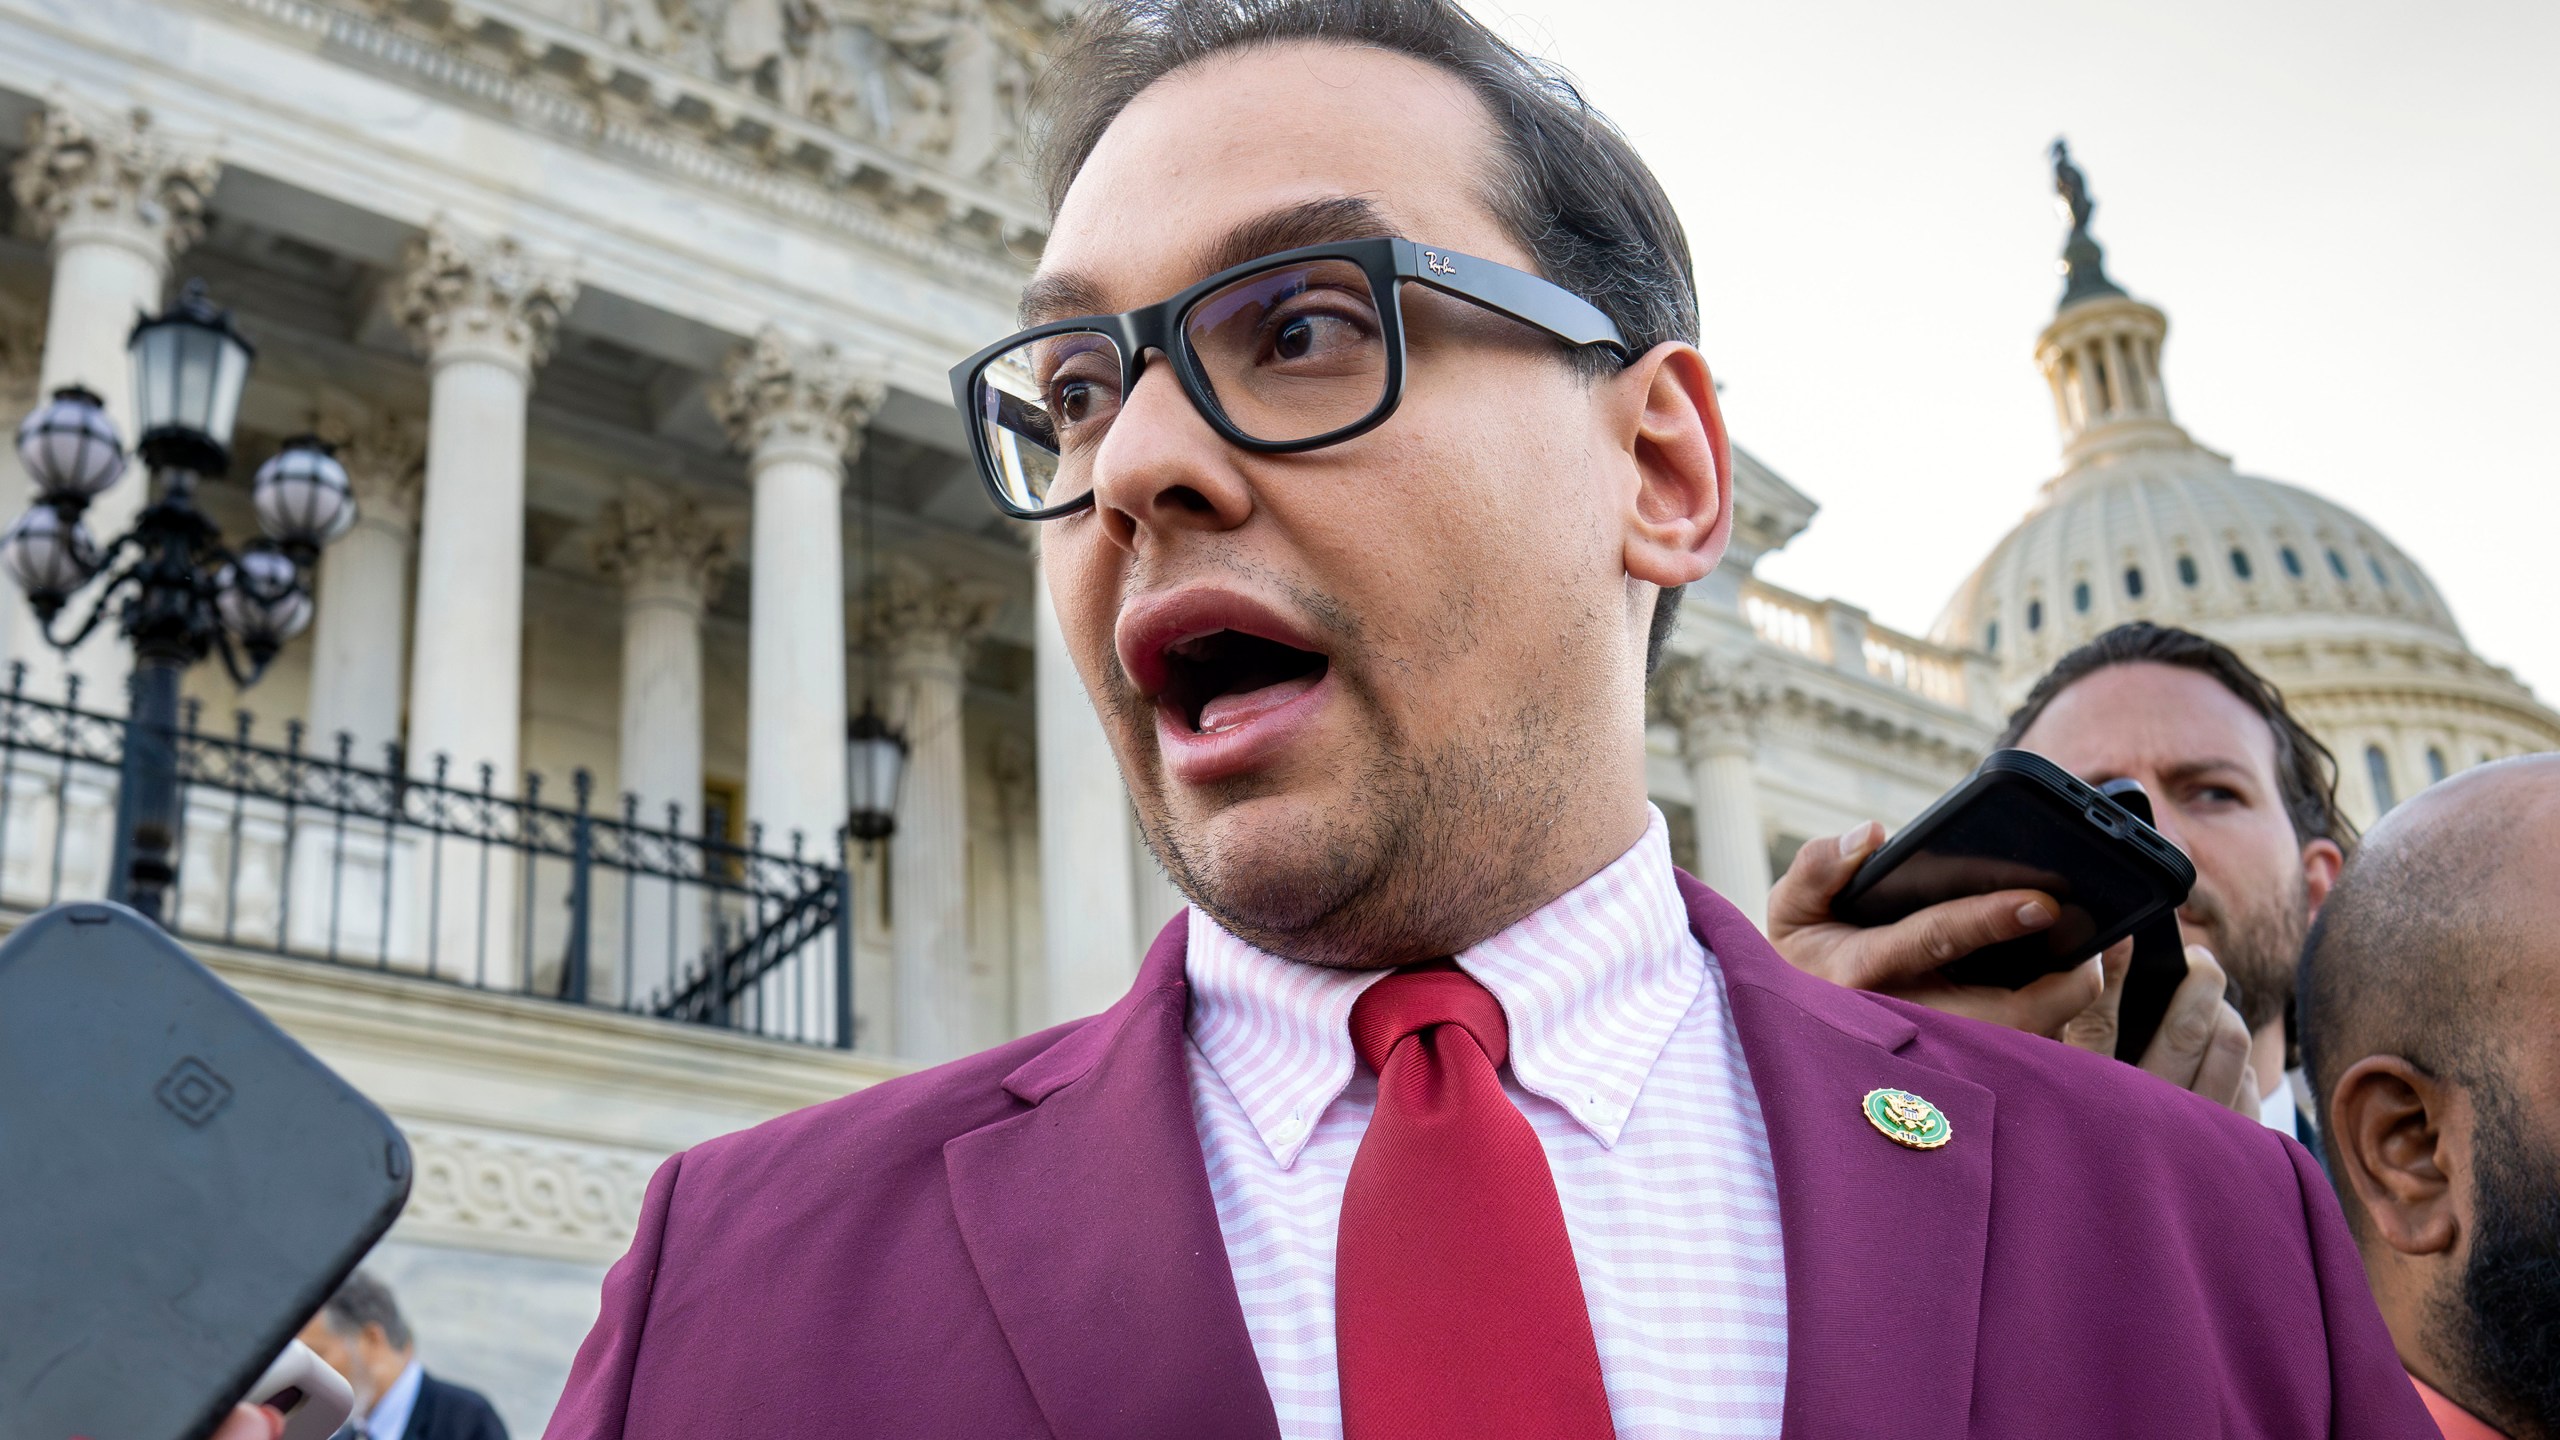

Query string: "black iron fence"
[[0, 666, 859, 1048]]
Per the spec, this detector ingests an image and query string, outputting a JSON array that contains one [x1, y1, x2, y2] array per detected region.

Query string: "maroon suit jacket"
[[546, 874, 2432, 1438]]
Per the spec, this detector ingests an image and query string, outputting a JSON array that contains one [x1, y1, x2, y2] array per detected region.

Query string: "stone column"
[[593, 486, 731, 1003], [1032, 545, 1142, 1024], [7, 100, 218, 707], [304, 404, 424, 762], [871, 568, 997, 1063], [988, 731, 1043, 1038], [0, 296, 42, 683], [391, 218, 575, 983], [711, 326, 880, 857], [1659, 655, 1773, 923]]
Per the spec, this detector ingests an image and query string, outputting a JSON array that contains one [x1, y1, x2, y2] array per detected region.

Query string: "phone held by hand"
[[0, 901, 411, 1440], [1830, 747, 2195, 1003]]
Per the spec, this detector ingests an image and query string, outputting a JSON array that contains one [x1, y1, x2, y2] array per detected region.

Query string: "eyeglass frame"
[[949, 235, 1631, 521]]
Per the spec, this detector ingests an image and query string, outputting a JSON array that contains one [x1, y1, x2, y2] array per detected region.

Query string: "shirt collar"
[[366, 1359, 425, 1440], [1185, 807, 1705, 1167]]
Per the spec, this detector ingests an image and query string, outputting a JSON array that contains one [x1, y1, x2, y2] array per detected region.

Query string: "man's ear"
[[2300, 837, 2345, 922], [2330, 1055, 2462, 1257], [1615, 342, 1729, 592]]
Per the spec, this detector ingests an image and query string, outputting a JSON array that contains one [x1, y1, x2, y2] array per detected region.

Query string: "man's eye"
[[1261, 305, 1373, 364], [1052, 379, 1095, 421]]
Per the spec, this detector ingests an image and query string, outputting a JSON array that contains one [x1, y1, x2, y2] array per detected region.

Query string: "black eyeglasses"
[[950, 236, 1628, 520]]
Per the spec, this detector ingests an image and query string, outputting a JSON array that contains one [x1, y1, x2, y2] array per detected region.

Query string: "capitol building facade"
[[2, 0, 2552, 1429]]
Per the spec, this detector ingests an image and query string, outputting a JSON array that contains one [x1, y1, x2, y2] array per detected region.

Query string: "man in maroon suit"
[[547, 3, 2431, 1436]]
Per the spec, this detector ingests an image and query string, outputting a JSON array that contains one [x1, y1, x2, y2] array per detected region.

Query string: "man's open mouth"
[[1158, 629, 1331, 735]]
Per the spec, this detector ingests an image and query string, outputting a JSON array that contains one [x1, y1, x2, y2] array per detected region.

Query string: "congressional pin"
[[1862, 1087, 1951, 1150]]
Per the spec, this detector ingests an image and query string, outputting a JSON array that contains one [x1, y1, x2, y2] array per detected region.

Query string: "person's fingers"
[[212, 1404, 285, 1440], [2138, 946, 2234, 1092], [1889, 957, 2098, 1034], [1767, 822, 1882, 933], [2002, 956, 2106, 1038], [1844, 890, 2057, 990], [2059, 937, 2136, 1056], [2187, 999, 2259, 1115]]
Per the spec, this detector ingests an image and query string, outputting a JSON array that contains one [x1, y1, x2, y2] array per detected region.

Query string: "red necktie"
[[1335, 963, 1616, 1440]]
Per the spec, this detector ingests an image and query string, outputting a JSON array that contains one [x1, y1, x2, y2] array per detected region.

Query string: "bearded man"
[[544, 4, 2427, 1437], [1773, 622, 2352, 1134]]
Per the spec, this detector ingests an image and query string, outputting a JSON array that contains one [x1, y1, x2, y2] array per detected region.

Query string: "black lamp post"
[[3, 281, 355, 925], [845, 444, 906, 851]]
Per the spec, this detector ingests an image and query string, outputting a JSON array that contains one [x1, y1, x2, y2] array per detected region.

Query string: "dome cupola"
[[2038, 141, 2183, 466]]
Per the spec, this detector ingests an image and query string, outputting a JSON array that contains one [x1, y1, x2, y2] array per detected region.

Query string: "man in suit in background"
[[2302, 754, 2560, 1440], [548, 2, 2432, 1435], [299, 1270, 508, 1440]]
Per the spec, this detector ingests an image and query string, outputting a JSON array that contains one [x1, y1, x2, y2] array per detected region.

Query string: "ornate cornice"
[[210, 0, 1046, 290], [592, 484, 735, 601], [712, 324, 885, 461], [391, 216, 580, 373], [8, 96, 220, 262]]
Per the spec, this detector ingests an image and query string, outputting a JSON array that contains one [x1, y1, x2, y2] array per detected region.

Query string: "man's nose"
[[1088, 351, 1254, 553]]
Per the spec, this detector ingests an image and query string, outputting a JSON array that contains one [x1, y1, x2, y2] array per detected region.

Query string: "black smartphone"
[[1831, 749, 2195, 991], [0, 901, 412, 1440], [2093, 781, 2191, 1065]]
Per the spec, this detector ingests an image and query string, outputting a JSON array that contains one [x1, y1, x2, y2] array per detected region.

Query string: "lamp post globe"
[[846, 702, 908, 845], [252, 435, 358, 550], [0, 504, 103, 607], [215, 544, 315, 661], [13, 385, 127, 505]]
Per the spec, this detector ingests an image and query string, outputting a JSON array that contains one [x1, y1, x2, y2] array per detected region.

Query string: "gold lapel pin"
[[1862, 1087, 1951, 1150]]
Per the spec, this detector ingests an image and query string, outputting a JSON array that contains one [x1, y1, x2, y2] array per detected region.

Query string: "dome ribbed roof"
[[1934, 444, 2462, 685]]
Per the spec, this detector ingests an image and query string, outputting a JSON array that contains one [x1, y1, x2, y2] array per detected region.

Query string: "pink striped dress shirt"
[[1183, 809, 1788, 1438]]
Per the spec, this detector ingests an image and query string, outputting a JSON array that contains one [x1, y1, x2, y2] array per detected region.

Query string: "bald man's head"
[[2298, 753, 2560, 1438], [2300, 755, 2560, 1119]]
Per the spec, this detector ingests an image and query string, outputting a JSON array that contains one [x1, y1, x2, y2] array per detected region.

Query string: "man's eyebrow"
[[1015, 195, 1399, 329], [1190, 195, 1397, 283], [1018, 271, 1111, 328], [2156, 757, 2259, 789]]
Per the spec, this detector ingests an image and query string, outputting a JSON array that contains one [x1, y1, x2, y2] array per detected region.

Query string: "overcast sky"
[[1466, 0, 2560, 702]]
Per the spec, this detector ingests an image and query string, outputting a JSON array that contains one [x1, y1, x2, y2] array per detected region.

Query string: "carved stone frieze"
[[215, 0, 1047, 284], [397, 1122, 658, 1262], [391, 218, 581, 371], [7, 98, 220, 259], [711, 324, 886, 459], [592, 484, 736, 599]]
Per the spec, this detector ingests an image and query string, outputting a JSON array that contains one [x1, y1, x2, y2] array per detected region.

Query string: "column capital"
[[392, 217, 579, 374], [868, 566, 1000, 669], [593, 485, 735, 605], [313, 396, 426, 534], [8, 98, 218, 264], [1655, 653, 1771, 757], [712, 325, 885, 464]]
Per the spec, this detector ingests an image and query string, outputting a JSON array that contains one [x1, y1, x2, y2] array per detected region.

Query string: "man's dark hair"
[[1030, 0, 1701, 673], [318, 1268, 413, 1351], [1994, 622, 2356, 853]]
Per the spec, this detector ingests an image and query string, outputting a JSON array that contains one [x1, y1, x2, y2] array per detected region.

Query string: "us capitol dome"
[[1934, 143, 2560, 826]]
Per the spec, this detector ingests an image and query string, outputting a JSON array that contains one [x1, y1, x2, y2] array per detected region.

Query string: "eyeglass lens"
[[970, 258, 1391, 515]]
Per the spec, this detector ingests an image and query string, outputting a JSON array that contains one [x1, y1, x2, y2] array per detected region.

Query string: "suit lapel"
[[1681, 873, 1993, 1440], [945, 912, 1281, 1440]]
